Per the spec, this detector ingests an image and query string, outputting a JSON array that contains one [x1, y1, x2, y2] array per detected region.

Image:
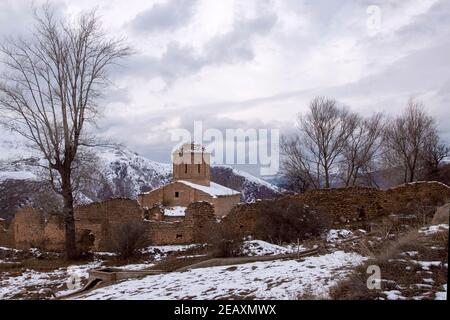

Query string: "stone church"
[[139, 143, 241, 218]]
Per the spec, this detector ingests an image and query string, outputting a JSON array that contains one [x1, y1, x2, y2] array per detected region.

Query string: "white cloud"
[[0, 0, 449, 165]]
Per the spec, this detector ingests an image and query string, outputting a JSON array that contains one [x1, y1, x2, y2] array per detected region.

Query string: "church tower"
[[172, 143, 211, 186]]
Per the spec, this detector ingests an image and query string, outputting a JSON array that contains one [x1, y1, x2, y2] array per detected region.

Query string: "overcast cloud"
[[0, 0, 449, 169]]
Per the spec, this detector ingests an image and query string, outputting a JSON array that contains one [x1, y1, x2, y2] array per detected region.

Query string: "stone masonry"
[[0, 181, 449, 252]]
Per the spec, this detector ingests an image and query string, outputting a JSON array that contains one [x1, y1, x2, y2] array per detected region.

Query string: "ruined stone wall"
[[11, 208, 46, 250], [222, 182, 450, 238], [293, 182, 450, 222], [211, 195, 242, 218], [0, 218, 13, 248], [74, 198, 144, 251], [221, 202, 261, 238], [382, 182, 450, 214], [294, 187, 383, 222], [184, 202, 216, 243], [43, 214, 65, 252], [3, 182, 448, 251], [145, 202, 215, 245], [146, 221, 191, 245]]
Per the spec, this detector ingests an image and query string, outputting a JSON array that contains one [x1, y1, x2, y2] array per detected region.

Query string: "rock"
[[432, 203, 449, 225], [339, 216, 347, 223]]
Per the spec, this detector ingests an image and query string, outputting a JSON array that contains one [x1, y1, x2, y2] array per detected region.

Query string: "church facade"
[[138, 143, 241, 218]]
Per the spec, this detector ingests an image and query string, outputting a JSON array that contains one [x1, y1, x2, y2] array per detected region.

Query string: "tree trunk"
[[324, 170, 330, 188], [61, 170, 77, 260]]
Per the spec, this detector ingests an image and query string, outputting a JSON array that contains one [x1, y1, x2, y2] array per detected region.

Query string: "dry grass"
[[0, 257, 88, 273], [330, 224, 448, 300]]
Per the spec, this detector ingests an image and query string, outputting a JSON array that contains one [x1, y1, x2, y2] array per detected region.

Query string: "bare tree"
[[299, 97, 354, 188], [383, 98, 436, 183], [0, 6, 131, 258], [421, 131, 449, 180], [280, 135, 316, 191], [341, 113, 384, 186]]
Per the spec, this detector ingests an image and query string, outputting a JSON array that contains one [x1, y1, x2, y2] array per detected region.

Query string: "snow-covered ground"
[[242, 240, 304, 256], [76, 251, 367, 300], [0, 261, 102, 299], [0, 244, 203, 299]]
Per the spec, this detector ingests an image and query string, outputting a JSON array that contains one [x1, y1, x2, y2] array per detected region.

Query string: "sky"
[[0, 0, 449, 172]]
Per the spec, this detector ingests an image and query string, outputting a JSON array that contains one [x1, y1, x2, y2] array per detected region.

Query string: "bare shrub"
[[208, 222, 243, 258], [255, 198, 331, 243], [111, 221, 147, 260]]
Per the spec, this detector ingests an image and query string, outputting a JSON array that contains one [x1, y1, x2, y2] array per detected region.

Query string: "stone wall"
[[0, 218, 13, 248], [211, 195, 242, 218], [222, 202, 261, 238], [75, 198, 144, 251], [139, 181, 240, 218], [145, 201, 215, 245], [43, 214, 65, 252], [222, 181, 450, 238], [1, 181, 448, 252], [294, 181, 450, 222], [11, 207, 46, 250], [0, 198, 217, 251]]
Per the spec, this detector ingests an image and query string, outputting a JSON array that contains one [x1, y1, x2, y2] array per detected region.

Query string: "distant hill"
[[0, 134, 281, 221]]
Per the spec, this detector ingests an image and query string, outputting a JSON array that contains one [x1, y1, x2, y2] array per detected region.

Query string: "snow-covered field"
[[76, 251, 367, 300], [0, 244, 202, 299], [0, 261, 102, 299]]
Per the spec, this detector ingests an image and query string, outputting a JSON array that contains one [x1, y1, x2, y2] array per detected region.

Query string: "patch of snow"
[[383, 290, 406, 300], [76, 251, 367, 300], [422, 278, 434, 284], [164, 206, 186, 217], [0, 260, 102, 299], [178, 180, 240, 198], [112, 263, 155, 271], [326, 229, 354, 243], [435, 284, 447, 300], [0, 246, 21, 252], [415, 261, 445, 271], [401, 251, 419, 257], [142, 244, 202, 261], [93, 252, 117, 257], [176, 254, 207, 259], [242, 240, 302, 256], [418, 224, 449, 236]]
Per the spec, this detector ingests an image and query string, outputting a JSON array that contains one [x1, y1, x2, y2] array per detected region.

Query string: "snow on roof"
[[178, 180, 240, 198], [163, 206, 186, 217]]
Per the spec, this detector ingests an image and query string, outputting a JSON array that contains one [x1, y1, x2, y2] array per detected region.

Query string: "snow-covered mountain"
[[0, 133, 281, 220]]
